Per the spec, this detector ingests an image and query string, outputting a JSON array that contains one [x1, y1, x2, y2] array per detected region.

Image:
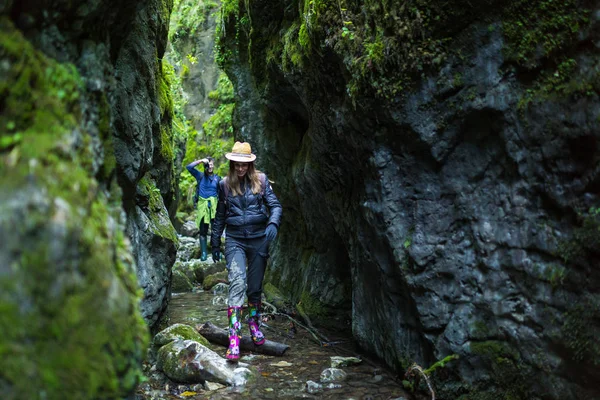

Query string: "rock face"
[[0, 0, 176, 397], [218, 1, 600, 399]]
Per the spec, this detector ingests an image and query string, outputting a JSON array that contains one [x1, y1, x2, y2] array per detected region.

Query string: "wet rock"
[[172, 260, 198, 283], [176, 235, 201, 262], [270, 361, 293, 367], [204, 381, 226, 391], [212, 282, 229, 295], [325, 383, 343, 389], [172, 269, 193, 292], [211, 295, 228, 306], [196, 261, 227, 283], [331, 356, 362, 368], [320, 368, 348, 382], [240, 354, 260, 362], [181, 221, 199, 237], [306, 379, 342, 394], [306, 380, 323, 394], [203, 270, 228, 290], [153, 323, 209, 347], [156, 339, 254, 386]]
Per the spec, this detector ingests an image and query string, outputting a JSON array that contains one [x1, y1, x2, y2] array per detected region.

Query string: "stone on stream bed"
[[157, 339, 256, 386], [176, 235, 201, 262], [330, 356, 362, 368], [180, 221, 199, 238], [305, 380, 342, 394], [203, 270, 228, 290], [172, 269, 194, 292], [320, 367, 348, 382]]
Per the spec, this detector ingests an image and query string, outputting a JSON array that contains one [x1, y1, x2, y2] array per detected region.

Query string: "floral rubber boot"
[[247, 302, 266, 346], [226, 306, 242, 360]]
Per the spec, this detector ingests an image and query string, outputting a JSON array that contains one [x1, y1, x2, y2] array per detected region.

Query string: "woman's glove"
[[265, 224, 278, 241], [212, 249, 221, 263]]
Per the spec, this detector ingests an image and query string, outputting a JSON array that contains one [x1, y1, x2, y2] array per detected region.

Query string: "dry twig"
[[405, 363, 435, 400]]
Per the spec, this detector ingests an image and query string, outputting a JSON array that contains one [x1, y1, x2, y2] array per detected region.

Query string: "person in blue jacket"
[[186, 156, 221, 261], [211, 141, 282, 361]]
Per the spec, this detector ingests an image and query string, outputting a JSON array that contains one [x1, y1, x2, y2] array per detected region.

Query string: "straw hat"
[[225, 141, 256, 162]]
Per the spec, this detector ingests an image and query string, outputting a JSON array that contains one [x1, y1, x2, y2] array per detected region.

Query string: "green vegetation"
[[557, 207, 600, 266], [403, 354, 459, 397], [158, 58, 176, 163], [138, 175, 179, 243], [168, 0, 235, 213], [177, 71, 235, 212], [560, 299, 600, 366], [0, 18, 82, 178], [463, 340, 534, 400], [502, 0, 589, 68], [169, 0, 219, 43], [502, 0, 595, 111], [216, 0, 465, 99], [214, 0, 240, 69], [297, 290, 327, 319], [423, 354, 459, 375], [215, 0, 594, 105], [281, 22, 306, 71], [517, 57, 599, 111], [544, 264, 568, 289]]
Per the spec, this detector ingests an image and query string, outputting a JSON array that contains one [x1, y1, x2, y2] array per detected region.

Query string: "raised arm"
[[186, 158, 208, 180]]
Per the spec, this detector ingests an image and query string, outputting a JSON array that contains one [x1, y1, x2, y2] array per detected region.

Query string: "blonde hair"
[[226, 162, 263, 196]]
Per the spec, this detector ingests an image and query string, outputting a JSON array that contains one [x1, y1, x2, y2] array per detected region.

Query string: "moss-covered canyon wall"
[[217, 0, 600, 399], [0, 0, 177, 397]]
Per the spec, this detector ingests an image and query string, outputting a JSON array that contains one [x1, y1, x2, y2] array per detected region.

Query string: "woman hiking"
[[211, 141, 282, 361], [186, 156, 221, 261]]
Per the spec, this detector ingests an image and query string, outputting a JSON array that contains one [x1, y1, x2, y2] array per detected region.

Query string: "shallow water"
[[137, 289, 412, 400]]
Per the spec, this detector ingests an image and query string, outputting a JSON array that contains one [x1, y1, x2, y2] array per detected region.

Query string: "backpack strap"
[[260, 173, 266, 195], [222, 177, 230, 199]]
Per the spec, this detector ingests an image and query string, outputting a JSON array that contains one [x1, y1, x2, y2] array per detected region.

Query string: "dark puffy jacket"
[[211, 173, 282, 247]]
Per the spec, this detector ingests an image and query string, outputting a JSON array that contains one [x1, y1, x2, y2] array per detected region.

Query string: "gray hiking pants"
[[225, 236, 270, 307]]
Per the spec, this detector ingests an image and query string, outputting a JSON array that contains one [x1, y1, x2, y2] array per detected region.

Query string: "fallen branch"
[[196, 321, 290, 357], [264, 312, 331, 346]]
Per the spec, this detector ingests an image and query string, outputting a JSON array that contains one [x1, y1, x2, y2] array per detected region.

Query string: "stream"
[[136, 287, 413, 400]]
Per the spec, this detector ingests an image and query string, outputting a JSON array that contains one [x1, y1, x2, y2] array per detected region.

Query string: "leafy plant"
[[186, 54, 198, 64]]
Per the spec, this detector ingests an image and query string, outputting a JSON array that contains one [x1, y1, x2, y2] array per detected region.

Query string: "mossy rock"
[[263, 282, 293, 312], [193, 260, 227, 283], [173, 260, 197, 283], [172, 269, 194, 292], [153, 323, 209, 348], [203, 270, 228, 290], [0, 18, 149, 399]]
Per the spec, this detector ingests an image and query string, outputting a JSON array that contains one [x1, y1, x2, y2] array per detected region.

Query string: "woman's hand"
[[265, 224, 278, 241], [212, 249, 221, 263]]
